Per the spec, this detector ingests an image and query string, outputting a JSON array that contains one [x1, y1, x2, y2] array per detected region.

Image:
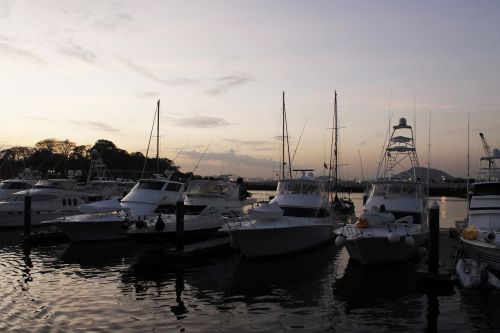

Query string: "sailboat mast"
[[282, 91, 285, 179], [156, 99, 160, 174], [334, 91, 338, 196]]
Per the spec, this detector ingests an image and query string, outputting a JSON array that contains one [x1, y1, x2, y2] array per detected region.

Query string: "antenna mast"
[[156, 99, 160, 174]]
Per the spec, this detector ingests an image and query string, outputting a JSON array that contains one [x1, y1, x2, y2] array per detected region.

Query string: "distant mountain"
[[397, 167, 454, 182]]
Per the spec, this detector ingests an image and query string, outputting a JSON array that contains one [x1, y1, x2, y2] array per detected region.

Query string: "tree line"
[[0, 138, 195, 182]]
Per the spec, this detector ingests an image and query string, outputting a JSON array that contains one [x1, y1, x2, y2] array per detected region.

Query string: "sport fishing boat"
[[44, 175, 185, 241], [461, 143, 500, 272], [221, 170, 336, 258], [335, 118, 428, 265], [126, 178, 255, 244]]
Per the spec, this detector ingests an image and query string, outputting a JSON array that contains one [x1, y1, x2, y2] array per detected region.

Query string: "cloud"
[[182, 148, 273, 168], [174, 115, 230, 128], [59, 38, 97, 64], [224, 138, 274, 151], [94, 8, 133, 31], [136, 91, 159, 99], [25, 116, 50, 122], [206, 73, 253, 96], [70, 121, 119, 133], [123, 59, 197, 86], [0, 0, 11, 19], [0, 38, 46, 65]]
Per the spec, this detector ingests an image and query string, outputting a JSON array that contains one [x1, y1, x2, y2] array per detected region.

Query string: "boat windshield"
[[136, 180, 165, 191], [370, 182, 420, 197], [0, 182, 31, 189], [187, 180, 235, 196], [276, 179, 324, 195], [473, 183, 500, 196]]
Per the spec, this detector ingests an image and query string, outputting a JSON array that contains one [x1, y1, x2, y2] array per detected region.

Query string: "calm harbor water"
[[1, 193, 499, 332]]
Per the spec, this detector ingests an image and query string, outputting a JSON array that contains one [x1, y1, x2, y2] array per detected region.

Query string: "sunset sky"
[[1, 1, 499, 179]]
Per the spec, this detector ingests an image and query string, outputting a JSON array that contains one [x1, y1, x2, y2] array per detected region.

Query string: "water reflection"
[[59, 240, 139, 268]]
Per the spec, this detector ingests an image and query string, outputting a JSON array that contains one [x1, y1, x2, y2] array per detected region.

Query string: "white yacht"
[[220, 171, 336, 258], [0, 178, 95, 228], [0, 169, 40, 201], [44, 176, 185, 241], [126, 179, 255, 244], [461, 146, 500, 272], [335, 118, 428, 265]]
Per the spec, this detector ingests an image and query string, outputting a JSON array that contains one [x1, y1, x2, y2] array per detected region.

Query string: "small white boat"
[[221, 171, 337, 258], [335, 118, 428, 265], [126, 178, 255, 244], [44, 176, 185, 241], [461, 141, 500, 272], [455, 257, 500, 289]]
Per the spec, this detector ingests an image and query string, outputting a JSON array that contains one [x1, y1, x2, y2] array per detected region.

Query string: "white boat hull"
[[343, 231, 428, 265], [227, 222, 335, 258], [0, 210, 79, 228], [461, 237, 500, 272], [48, 214, 128, 242]]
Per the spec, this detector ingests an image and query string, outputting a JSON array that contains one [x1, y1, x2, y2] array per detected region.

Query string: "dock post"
[[428, 201, 440, 273], [24, 191, 32, 236], [176, 200, 184, 252]]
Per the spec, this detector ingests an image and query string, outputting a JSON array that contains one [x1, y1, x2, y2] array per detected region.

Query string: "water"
[[1, 194, 499, 332]]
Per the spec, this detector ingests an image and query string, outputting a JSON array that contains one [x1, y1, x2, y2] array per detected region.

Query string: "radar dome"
[[24, 168, 31, 173], [75, 170, 83, 177], [399, 118, 407, 127], [67, 170, 75, 177], [492, 148, 500, 158]]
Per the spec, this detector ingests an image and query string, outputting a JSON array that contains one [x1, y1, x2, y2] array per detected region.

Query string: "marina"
[[1, 1, 499, 331], [0, 193, 498, 332]]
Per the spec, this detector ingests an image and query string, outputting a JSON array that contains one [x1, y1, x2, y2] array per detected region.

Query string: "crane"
[[479, 132, 497, 170]]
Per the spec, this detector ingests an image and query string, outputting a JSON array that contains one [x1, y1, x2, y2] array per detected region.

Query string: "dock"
[[415, 228, 459, 285]]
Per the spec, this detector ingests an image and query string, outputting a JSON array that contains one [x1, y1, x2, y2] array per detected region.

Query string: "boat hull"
[[0, 210, 79, 229], [54, 220, 129, 242], [461, 237, 500, 272], [344, 232, 428, 265], [227, 224, 335, 258], [126, 213, 225, 244]]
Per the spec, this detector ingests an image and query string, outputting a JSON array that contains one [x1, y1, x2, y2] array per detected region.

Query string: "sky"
[[0, 0, 499, 179]]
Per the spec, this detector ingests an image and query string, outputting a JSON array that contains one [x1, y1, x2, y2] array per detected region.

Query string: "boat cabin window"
[[280, 206, 330, 218], [165, 183, 183, 192], [31, 194, 59, 202], [370, 183, 419, 196], [136, 180, 165, 191], [276, 180, 323, 195], [473, 183, 500, 196]]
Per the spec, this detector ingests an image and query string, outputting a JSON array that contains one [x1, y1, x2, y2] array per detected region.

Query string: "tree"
[[35, 138, 59, 153], [58, 139, 76, 158]]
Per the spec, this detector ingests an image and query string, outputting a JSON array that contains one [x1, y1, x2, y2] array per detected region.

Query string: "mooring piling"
[[24, 191, 32, 236], [176, 199, 185, 252]]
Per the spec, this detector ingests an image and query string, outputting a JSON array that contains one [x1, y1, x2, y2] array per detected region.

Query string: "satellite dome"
[[24, 168, 31, 173], [399, 118, 407, 127], [493, 148, 500, 158], [67, 170, 75, 177], [75, 170, 83, 177]]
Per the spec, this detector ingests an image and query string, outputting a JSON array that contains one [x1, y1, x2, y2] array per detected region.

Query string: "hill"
[[397, 167, 454, 183]]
